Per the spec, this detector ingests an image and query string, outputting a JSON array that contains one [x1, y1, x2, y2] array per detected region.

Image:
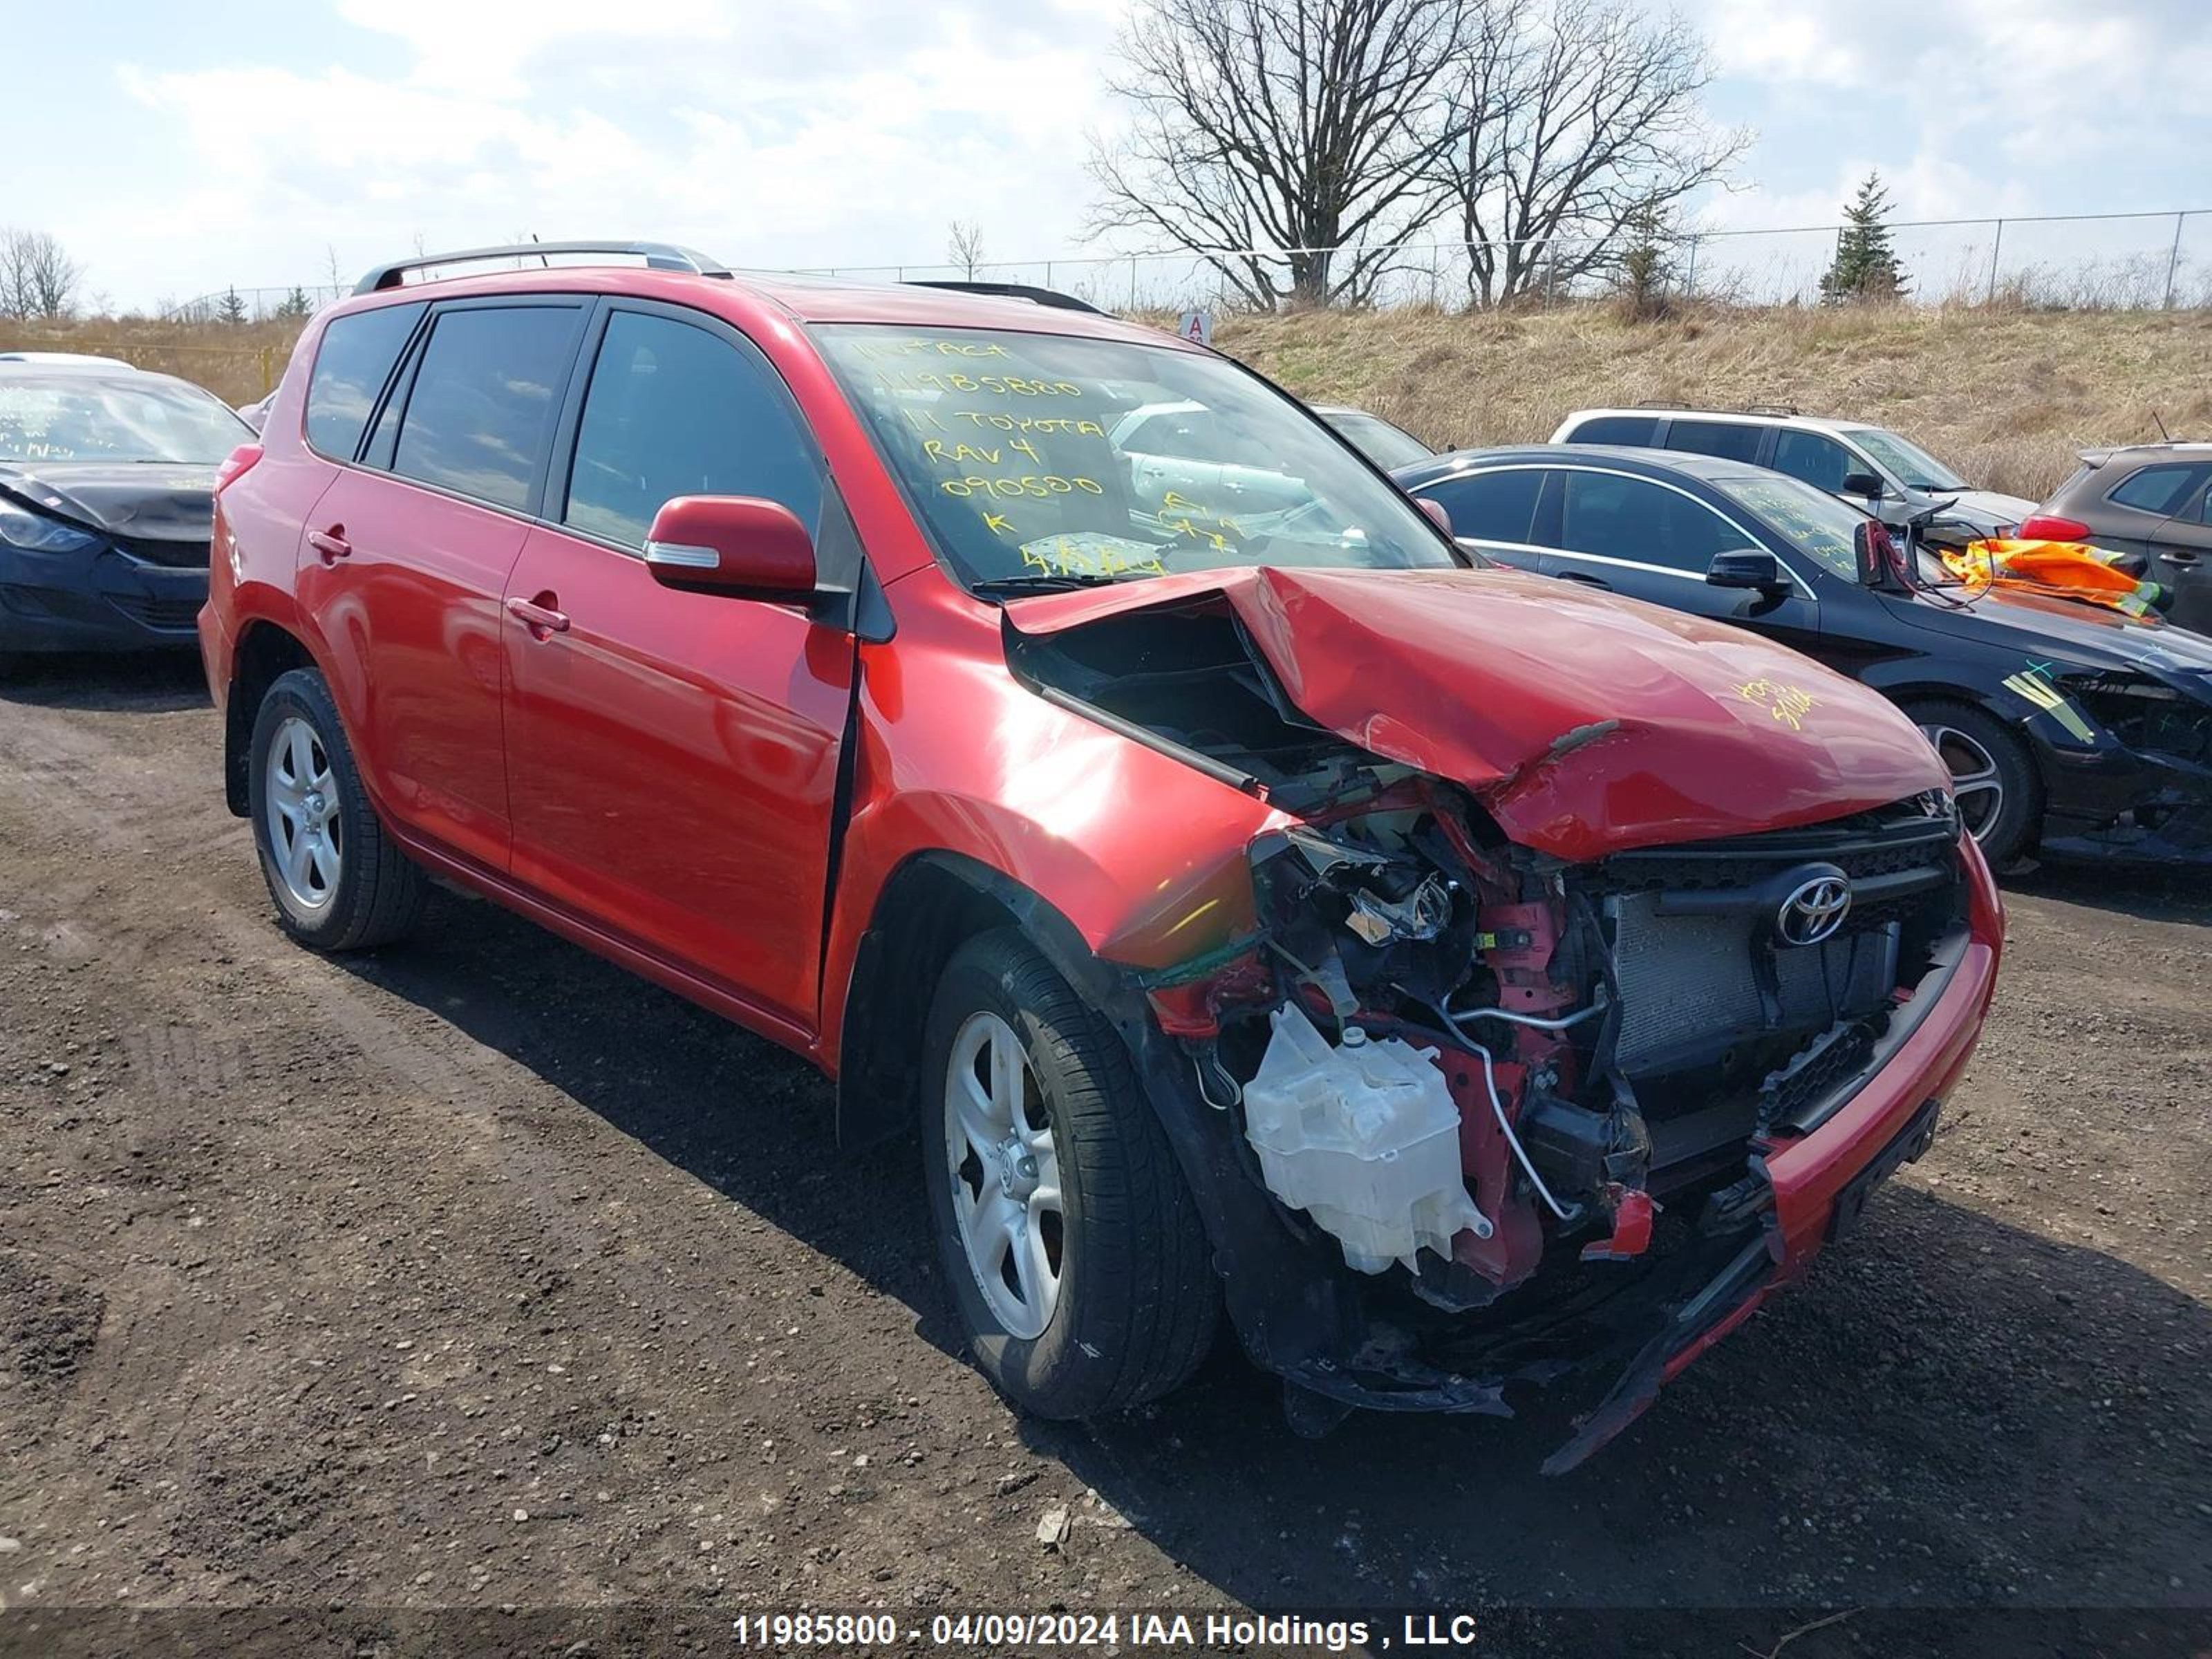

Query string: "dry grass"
[[1215, 301, 2212, 500], [10, 302, 2209, 499], [0, 317, 305, 406]]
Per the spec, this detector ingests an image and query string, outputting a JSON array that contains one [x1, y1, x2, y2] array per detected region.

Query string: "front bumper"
[[0, 542, 209, 655], [2036, 742, 2212, 865]]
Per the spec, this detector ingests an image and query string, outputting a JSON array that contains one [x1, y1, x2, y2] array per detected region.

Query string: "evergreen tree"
[[274, 285, 312, 321], [218, 285, 248, 325], [1820, 173, 1907, 301]]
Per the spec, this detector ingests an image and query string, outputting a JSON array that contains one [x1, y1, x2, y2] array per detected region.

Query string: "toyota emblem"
[[1777, 874, 1853, 946]]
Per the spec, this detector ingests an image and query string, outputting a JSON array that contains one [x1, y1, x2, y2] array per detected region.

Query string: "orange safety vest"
[[1940, 538, 2168, 619]]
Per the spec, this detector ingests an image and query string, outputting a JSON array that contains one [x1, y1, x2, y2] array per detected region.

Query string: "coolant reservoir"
[[1241, 1004, 1488, 1275]]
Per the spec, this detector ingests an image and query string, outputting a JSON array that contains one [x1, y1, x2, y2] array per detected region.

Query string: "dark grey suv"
[[2024, 444, 2212, 635]]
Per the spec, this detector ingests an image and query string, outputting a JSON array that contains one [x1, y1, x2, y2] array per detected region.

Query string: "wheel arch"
[[833, 849, 1364, 1376], [223, 620, 322, 817], [834, 850, 1103, 1154]]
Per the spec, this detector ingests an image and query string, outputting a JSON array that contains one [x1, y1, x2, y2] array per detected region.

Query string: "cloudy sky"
[[10, 0, 2208, 310]]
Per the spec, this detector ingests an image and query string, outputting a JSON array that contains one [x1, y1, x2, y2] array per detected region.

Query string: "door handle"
[[506, 595, 571, 638], [1557, 571, 1612, 589], [307, 526, 351, 563], [2159, 549, 2200, 567]]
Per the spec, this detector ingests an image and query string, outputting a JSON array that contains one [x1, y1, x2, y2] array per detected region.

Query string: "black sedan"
[[1394, 444, 2212, 868], [0, 362, 254, 673]]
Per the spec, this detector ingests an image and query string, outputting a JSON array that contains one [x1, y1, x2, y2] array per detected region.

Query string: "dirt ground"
[[2, 656, 2209, 1657]]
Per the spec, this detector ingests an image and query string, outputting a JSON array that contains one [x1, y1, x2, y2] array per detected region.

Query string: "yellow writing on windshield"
[[848, 337, 1014, 360], [941, 475, 1107, 500], [1022, 541, 1168, 579]]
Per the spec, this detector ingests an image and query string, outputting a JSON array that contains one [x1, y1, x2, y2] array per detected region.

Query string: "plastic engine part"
[[1241, 1004, 1488, 1273]]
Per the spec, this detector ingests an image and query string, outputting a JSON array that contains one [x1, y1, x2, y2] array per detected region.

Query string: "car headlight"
[[0, 497, 101, 554]]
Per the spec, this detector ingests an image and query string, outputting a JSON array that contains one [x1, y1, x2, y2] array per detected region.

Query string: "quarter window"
[[564, 312, 822, 549], [2109, 464, 2209, 516], [1564, 414, 1660, 447], [1559, 471, 1743, 572], [1770, 429, 1855, 493], [391, 306, 581, 511], [1663, 420, 1765, 464], [1420, 469, 1543, 545], [305, 302, 424, 460]]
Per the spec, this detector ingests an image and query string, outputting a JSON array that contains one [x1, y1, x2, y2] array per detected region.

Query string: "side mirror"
[[1841, 471, 1886, 500], [1416, 496, 1452, 537], [644, 496, 816, 598], [1706, 550, 1789, 594], [1853, 520, 1908, 592]]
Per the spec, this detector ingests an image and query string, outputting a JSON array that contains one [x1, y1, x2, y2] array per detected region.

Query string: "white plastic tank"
[[1240, 1004, 1488, 1274]]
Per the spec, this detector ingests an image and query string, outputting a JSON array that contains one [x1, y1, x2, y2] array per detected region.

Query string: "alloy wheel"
[[941, 1010, 1064, 1340], [265, 715, 342, 911], [1918, 721, 2005, 843]]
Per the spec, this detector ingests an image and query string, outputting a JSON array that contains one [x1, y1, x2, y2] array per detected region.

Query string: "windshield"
[[1322, 409, 1434, 470], [0, 375, 252, 465], [1712, 472, 1871, 579], [1848, 427, 1967, 493], [813, 326, 1457, 591]]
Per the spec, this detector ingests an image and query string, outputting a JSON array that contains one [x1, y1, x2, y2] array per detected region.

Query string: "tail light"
[[2017, 514, 2091, 542], [215, 442, 264, 494]]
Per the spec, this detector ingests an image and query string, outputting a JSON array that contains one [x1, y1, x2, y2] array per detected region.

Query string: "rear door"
[[2137, 467, 2212, 632], [298, 297, 588, 873], [500, 301, 852, 1033], [1546, 465, 1821, 645]]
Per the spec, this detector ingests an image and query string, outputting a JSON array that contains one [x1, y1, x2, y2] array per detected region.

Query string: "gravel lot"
[[2, 656, 2209, 1656]]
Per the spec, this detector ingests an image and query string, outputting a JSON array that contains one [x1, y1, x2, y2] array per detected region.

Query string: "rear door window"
[[305, 302, 424, 460], [1770, 429, 1855, 493], [391, 306, 583, 512], [563, 310, 823, 548], [1420, 469, 1543, 545], [1559, 471, 1742, 572], [2109, 463, 2209, 516], [1663, 420, 1766, 465], [1563, 414, 1660, 447]]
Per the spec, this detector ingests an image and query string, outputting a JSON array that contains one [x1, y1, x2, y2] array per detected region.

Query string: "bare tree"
[[0, 228, 84, 320], [1089, 0, 1471, 309], [946, 221, 988, 281], [1434, 0, 1748, 306]]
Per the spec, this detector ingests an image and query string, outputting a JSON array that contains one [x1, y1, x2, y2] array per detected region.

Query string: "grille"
[[1609, 894, 1895, 1075], [106, 593, 203, 631], [111, 533, 212, 570]]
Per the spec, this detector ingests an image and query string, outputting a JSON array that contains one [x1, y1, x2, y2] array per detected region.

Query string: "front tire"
[[1910, 697, 2041, 868], [921, 930, 1218, 1418], [248, 667, 427, 950]]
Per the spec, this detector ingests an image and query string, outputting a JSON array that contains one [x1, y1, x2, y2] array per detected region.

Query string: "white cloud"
[[101, 2, 1122, 306]]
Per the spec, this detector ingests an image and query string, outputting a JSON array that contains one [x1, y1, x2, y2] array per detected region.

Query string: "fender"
[[836, 849, 1365, 1379]]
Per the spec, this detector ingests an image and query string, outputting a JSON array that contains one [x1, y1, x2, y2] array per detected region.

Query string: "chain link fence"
[[167, 209, 2210, 326]]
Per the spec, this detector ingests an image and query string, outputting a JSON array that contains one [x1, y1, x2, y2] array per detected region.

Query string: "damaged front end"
[[1005, 570, 1978, 1468]]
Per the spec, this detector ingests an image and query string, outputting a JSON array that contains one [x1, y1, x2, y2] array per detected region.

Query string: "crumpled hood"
[[0, 460, 216, 545], [1005, 565, 1949, 861]]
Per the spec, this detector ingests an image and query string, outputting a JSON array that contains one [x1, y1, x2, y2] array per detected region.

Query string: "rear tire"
[[1909, 698, 2041, 868], [248, 667, 427, 950], [921, 929, 1219, 1418]]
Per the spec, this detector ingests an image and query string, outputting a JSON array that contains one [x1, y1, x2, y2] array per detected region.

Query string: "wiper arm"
[[968, 572, 1130, 599]]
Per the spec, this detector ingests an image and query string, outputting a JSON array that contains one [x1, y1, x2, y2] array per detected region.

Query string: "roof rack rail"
[[1742, 403, 1801, 417], [1632, 400, 1694, 411], [353, 241, 732, 296], [904, 280, 1107, 316]]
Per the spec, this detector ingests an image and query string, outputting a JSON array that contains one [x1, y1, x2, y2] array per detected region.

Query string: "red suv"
[[200, 243, 2001, 1467]]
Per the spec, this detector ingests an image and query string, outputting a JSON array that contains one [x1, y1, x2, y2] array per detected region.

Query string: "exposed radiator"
[[1609, 892, 1897, 1076]]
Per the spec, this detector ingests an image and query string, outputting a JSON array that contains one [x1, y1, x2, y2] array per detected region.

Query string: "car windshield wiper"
[[968, 572, 1134, 599]]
